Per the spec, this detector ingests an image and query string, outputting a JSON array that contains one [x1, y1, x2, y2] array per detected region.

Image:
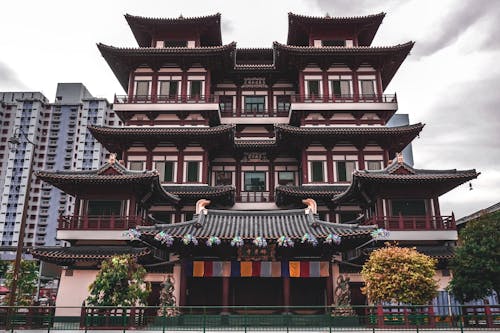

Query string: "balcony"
[[237, 191, 272, 203], [114, 94, 218, 104], [290, 93, 398, 112], [58, 215, 150, 230], [365, 215, 456, 231]]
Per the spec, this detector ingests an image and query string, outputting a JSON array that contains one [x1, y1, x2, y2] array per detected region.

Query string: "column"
[[146, 149, 153, 170], [322, 70, 329, 102], [283, 276, 290, 312], [352, 72, 359, 102], [179, 261, 187, 307], [299, 71, 305, 101], [151, 70, 158, 103], [331, 256, 341, 304], [205, 70, 211, 102], [176, 147, 185, 183], [269, 159, 275, 201], [301, 150, 308, 184], [326, 261, 334, 305], [326, 147, 334, 183], [235, 158, 242, 200], [181, 68, 188, 102], [357, 148, 365, 170], [222, 277, 230, 314], [236, 84, 242, 116]]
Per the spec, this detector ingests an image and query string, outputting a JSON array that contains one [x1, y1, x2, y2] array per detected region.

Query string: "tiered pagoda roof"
[[276, 185, 349, 206], [287, 12, 386, 46], [97, 42, 236, 90], [31, 246, 152, 265], [125, 13, 223, 47], [274, 41, 414, 89], [162, 185, 235, 205], [140, 208, 375, 241], [333, 157, 480, 205], [88, 124, 235, 151], [275, 123, 424, 152], [35, 159, 180, 204]]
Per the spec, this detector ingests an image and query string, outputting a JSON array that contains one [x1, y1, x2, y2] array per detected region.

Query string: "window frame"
[[244, 171, 266, 191], [244, 96, 266, 113], [309, 161, 325, 183], [185, 161, 201, 183]]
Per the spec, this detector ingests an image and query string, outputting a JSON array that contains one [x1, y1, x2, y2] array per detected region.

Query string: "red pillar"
[[322, 70, 329, 102], [433, 197, 441, 216], [299, 71, 305, 101], [269, 159, 275, 201], [301, 149, 308, 184], [235, 158, 242, 200], [151, 70, 158, 103], [383, 150, 390, 167], [236, 84, 242, 116], [326, 262, 334, 305], [283, 277, 290, 312], [222, 277, 230, 314], [146, 149, 153, 170], [176, 147, 185, 183], [326, 147, 334, 183], [352, 72, 359, 102], [179, 262, 187, 307], [205, 70, 211, 102], [181, 69, 188, 101], [357, 148, 365, 170]]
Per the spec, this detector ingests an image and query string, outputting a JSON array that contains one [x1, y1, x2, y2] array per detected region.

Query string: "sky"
[[0, 0, 499, 218]]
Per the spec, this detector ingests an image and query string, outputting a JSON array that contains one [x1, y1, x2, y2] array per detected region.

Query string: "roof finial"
[[196, 199, 211, 215], [302, 198, 318, 215], [325, 12, 331, 18], [396, 152, 404, 164], [179, 13, 184, 19], [108, 153, 117, 164]]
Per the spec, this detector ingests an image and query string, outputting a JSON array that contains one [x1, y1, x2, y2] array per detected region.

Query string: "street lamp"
[[7, 127, 36, 308]]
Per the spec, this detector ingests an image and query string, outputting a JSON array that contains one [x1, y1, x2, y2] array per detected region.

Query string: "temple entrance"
[[290, 278, 326, 307], [230, 278, 283, 307], [186, 278, 223, 306]]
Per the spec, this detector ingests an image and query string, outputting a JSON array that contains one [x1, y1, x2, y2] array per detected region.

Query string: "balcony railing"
[[237, 191, 272, 203], [291, 93, 397, 103], [1, 305, 499, 330], [220, 108, 290, 118], [114, 94, 218, 104], [57, 215, 149, 230], [365, 215, 456, 231]]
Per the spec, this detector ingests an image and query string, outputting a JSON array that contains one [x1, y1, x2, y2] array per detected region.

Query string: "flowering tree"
[[449, 212, 500, 302], [86, 255, 150, 306], [361, 244, 438, 304]]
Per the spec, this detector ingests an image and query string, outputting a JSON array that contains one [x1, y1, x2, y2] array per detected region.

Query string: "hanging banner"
[[185, 261, 330, 278]]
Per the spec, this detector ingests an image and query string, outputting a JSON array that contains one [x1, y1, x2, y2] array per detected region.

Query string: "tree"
[[86, 255, 150, 306], [0, 261, 9, 279], [449, 211, 500, 303], [361, 244, 438, 305], [4, 260, 39, 306]]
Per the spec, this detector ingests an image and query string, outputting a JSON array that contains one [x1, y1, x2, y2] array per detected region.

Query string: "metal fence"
[[0, 305, 498, 332]]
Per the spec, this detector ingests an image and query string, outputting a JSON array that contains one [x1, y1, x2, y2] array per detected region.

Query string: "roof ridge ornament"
[[196, 199, 211, 215], [396, 152, 404, 164], [302, 198, 317, 214], [108, 153, 117, 164]]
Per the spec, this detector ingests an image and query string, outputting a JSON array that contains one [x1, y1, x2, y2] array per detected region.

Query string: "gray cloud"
[[221, 18, 234, 34], [313, 0, 403, 16], [0, 61, 26, 89]]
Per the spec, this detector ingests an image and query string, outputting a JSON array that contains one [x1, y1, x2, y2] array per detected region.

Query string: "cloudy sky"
[[0, 0, 498, 217]]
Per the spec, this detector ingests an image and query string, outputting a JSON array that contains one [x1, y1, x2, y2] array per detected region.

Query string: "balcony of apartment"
[[364, 214, 457, 241], [56, 215, 152, 241], [290, 93, 398, 112], [113, 94, 220, 112]]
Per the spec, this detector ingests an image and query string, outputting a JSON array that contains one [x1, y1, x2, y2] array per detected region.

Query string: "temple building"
[[32, 12, 479, 315]]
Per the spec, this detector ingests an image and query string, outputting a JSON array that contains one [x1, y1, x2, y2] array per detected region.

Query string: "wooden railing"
[[57, 215, 150, 230], [291, 93, 397, 103], [365, 215, 456, 231], [237, 191, 272, 203], [114, 94, 218, 104]]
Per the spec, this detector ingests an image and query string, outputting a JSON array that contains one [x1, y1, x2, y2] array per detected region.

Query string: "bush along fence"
[[0, 304, 498, 331]]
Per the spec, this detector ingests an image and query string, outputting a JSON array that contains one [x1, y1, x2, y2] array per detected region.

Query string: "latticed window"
[[190, 81, 202, 97], [158, 81, 179, 98], [215, 171, 232, 185], [278, 171, 294, 185], [336, 161, 356, 182], [155, 161, 175, 182], [244, 172, 266, 191], [331, 80, 351, 97], [310, 161, 324, 182], [186, 161, 200, 182], [244, 96, 265, 112], [135, 81, 149, 96]]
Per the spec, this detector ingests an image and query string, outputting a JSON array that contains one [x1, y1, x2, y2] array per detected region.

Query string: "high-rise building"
[[0, 84, 117, 257], [33, 13, 479, 317]]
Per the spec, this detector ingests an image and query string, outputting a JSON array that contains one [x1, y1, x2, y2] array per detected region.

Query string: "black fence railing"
[[0, 305, 498, 331]]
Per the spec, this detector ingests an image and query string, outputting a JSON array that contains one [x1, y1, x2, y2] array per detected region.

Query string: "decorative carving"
[[242, 77, 267, 88], [158, 274, 179, 317], [332, 275, 356, 316], [302, 198, 318, 215], [238, 243, 276, 261], [195, 199, 211, 215], [108, 153, 117, 164], [242, 152, 268, 161]]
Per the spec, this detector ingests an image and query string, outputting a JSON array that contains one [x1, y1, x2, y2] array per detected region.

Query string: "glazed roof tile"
[[163, 185, 235, 197], [276, 123, 424, 136], [31, 246, 150, 264], [276, 185, 349, 197], [275, 41, 415, 54], [88, 124, 234, 136], [140, 208, 375, 240], [288, 12, 386, 23]]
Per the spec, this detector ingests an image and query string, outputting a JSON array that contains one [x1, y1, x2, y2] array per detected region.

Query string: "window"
[[244, 172, 266, 191], [135, 81, 150, 97], [151, 212, 172, 224], [186, 161, 200, 182], [189, 81, 202, 98], [331, 80, 351, 98], [310, 161, 325, 182], [322, 40, 345, 46], [158, 81, 179, 98], [219, 96, 233, 112], [360, 80, 375, 97], [278, 171, 295, 186], [336, 161, 356, 182], [307, 80, 320, 96], [391, 199, 426, 216], [366, 161, 382, 170], [215, 171, 232, 185], [338, 211, 359, 223], [244, 96, 265, 113], [156, 161, 175, 182], [129, 161, 144, 171], [276, 95, 291, 111], [87, 200, 122, 216]]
